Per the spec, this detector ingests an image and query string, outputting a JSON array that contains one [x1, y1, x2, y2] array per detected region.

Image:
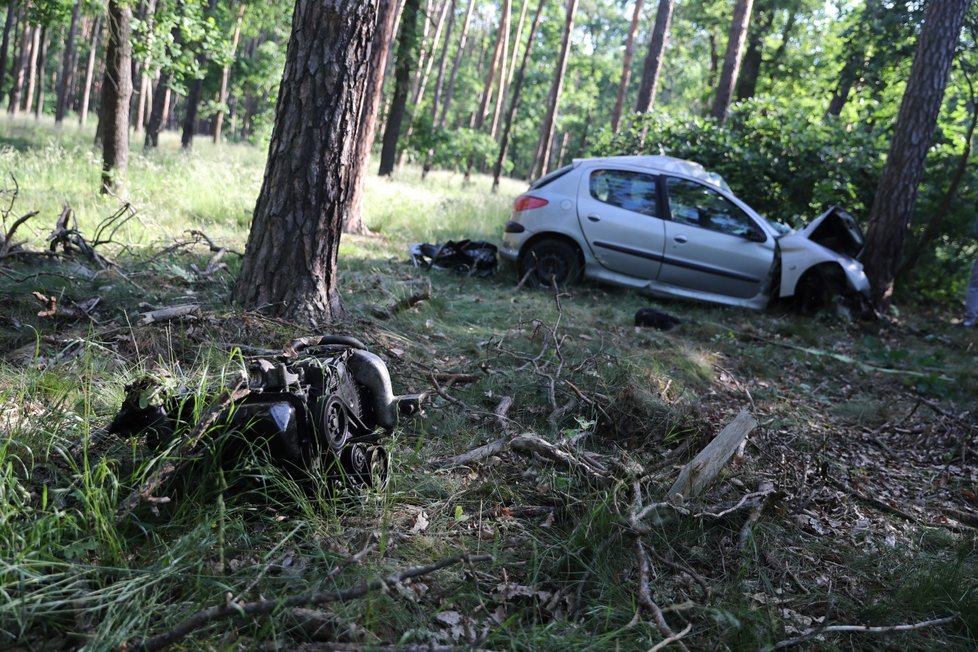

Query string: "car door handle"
[[673, 235, 688, 244], [587, 214, 601, 222]]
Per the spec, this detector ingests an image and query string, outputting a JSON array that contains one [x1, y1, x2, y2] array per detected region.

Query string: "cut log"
[[668, 410, 757, 501]]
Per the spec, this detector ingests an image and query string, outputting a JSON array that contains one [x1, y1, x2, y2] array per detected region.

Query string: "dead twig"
[[494, 395, 514, 432], [372, 279, 433, 319], [138, 304, 201, 325], [127, 553, 493, 652], [767, 615, 956, 650], [634, 537, 690, 652]]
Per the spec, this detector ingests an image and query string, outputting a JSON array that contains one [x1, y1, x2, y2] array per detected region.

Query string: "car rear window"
[[529, 165, 575, 190], [589, 169, 660, 217]]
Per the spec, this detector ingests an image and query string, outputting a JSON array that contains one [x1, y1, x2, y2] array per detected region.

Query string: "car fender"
[[778, 233, 869, 297]]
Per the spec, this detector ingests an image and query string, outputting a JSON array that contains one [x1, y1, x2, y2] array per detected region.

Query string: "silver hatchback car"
[[500, 155, 870, 311]]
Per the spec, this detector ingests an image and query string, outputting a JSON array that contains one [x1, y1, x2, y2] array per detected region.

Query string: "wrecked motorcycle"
[[109, 335, 423, 489]]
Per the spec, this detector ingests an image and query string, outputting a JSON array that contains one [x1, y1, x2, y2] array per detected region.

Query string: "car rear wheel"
[[521, 239, 581, 288]]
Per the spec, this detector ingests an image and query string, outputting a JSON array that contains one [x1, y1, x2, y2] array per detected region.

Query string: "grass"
[[1, 116, 977, 650]]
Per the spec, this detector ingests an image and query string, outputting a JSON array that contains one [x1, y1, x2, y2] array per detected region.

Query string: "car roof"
[[573, 155, 731, 192]]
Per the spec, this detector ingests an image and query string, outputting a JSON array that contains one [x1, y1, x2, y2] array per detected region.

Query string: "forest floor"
[[1, 118, 977, 650]]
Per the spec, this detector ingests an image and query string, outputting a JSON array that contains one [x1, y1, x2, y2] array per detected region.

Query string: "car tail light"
[[513, 195, 548, 211]]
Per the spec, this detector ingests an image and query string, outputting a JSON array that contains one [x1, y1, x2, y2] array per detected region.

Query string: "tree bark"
[[101, 0, 133, 195], [8, 12, 30, 116], [235, 0, 379, 325], [531, 0, 577, 180], [634, 0, 673, 115], [437, 0, 474, 129], [611, 0, 644, 132], [345, 0, 401, 235], [22, 25, 39, 114], [79, 15, 102, 127], [32, 26, 46, 118], [492, 0, 546, 192], [863, 0, 971, 310], [711, 0, 754, 123], [56, 0, 82, 124], [734, 3, 774, 102], [473, 0, 510, 132], [487, 0, 512, 139], [0, 1, 16, 99], [214, 2, 246, 144], [378, 0, 420, 176]]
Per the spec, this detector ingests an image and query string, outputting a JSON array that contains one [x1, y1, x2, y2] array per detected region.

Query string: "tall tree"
[[32, 25, 46, 118], [213, 2, 245, 143], [235, 0, 379, 324], [0, 1, 16, 97], [733, 0, 775, 101], [437, 0, 473, 128], [611, 0, 644, 131], [634, 0, 673, 114], [132, 0, 159, 134], [378, 0, 419, 176], [345, 0, 400, 234], [487, 0, 512, 138], [8, 11, 30, 115], [711, 0, 754, 123], [492, 0, 546, 192], [863, 0, 971, 310], [22, 24, 39, 114], [531, 0, 577, 179], [182, 0, 219, 149], [56, 0, 82, 124], [79, 14, 101, 126], [100, 0, 133, 195]]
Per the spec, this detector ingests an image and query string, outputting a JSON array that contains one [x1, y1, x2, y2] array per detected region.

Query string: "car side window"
[[589, 170, 660, 217], [666, 177, 755, 237]]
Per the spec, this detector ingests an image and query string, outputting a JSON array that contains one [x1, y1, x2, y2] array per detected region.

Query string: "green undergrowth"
[[1, 119, 977, 650]]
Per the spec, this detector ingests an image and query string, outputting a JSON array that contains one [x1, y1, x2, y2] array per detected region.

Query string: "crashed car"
[[500, 155, 870, 311]]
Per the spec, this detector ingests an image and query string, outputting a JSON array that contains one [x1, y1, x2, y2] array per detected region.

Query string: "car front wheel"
[[520, 239, 581, 288]]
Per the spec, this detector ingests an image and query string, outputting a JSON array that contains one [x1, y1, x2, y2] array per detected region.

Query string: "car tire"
[[521, 239, 582, 288]]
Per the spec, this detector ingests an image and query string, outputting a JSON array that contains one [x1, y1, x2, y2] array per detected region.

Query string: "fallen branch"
[[127, 553, 493, 652], [494, 395, 514, 432], [438, 435, 514, 468], [669, 410, 757, 501], [372, 280, 433, 319], [634, 537, 690, 652], [138, 304, 201, 325], [768, 615, 956, 650]]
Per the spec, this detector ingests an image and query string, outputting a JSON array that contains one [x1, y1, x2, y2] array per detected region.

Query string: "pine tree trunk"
[[0, 1, 16, 97], [214, 3, 246, 144], [378, 0, 420, 176], [634, 0, 673, 115], [531, 0, 577, 180], [474, 0, 510, 132], [345, 0, 401, 235], [132, 0, 158, 134], [711, 0, 754, 123], [487, 0, 512, 139], [79, 15, 102, 127], [146, 22, 181, 148], [611, 0, 644, 132], [56, 0, 82, 124], [33, 26, 46, 118], [863, 0, 970, 310], [428, 0, 455, 128], [492, 0, 546, 192], [235, 0, 379, 324], [505, 0, 530, 90], [8, 14, 30, 116], [182, 0, 218, 149], [734, 5, 773, 102], [437, 0, 474, 128], [101, 0, 133, 195], [399, 0, 451, 160], [22, 25, 39, 114]]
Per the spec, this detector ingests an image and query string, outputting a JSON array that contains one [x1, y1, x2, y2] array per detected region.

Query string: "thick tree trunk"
[[145, 71, 170, 147], [492, 0, 546, 192], [378, 0, 420, 176], [863, 0, 970, 310], [611, 0, 644, 132], [56, 0, 82, 124], [711, 0, 754, 123], [345, 0, 401, 235], [531, 0, 577, 180], [235, 0, 379, 325], [79, 15, 102, 127], [634, 0, 673, 115], [8, 15, 30, 116], [437, 0, 474, 128], [0, 1, 16, 97], [734, 4, 773, 102], [214, 3, 246, 144], [101, 0, 133, 195], [32, 26, 46, 118]]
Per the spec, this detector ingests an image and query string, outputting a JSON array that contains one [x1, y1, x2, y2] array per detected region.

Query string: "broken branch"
[[769, 615, 956, 650]]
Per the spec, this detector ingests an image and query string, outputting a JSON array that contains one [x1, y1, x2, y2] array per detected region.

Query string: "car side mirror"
[[745, 225, 767, 242]]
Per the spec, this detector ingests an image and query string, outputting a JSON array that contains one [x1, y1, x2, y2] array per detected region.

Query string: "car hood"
[[785, 206, 865, 260]]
